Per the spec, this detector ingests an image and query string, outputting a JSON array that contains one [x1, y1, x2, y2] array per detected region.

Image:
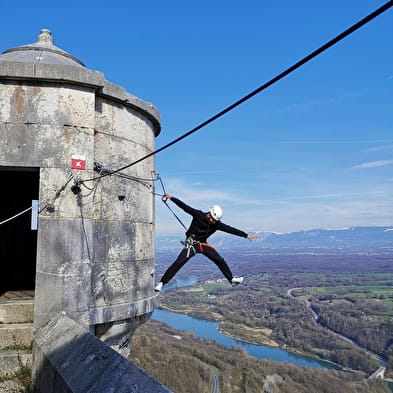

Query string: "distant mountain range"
[[156, 226, 393, 252]]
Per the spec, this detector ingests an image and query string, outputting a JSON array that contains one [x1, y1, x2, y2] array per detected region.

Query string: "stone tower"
[[0, 29, 160, 355]]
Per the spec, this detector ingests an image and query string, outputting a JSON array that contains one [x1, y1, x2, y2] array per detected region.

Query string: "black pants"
[[160, 243, 233, 285]]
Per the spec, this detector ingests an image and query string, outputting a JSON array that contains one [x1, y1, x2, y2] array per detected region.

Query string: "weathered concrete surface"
[[0, 294, 34, 376], [0, 380, 26, 392], [0, 350, 32, 378], [0, 300, 34, 324], [90, 296, 158, 325], [0, 62, 160, 135], [0, 29, 160, 360], [0, 323, 33, 349], [32, 313, 172, 393]]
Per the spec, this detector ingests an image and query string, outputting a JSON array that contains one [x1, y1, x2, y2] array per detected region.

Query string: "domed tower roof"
[[0, 28, 160, 135], [0, 29, 85, 67]]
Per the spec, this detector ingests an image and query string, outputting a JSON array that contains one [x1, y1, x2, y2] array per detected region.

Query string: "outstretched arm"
[[163, 194, 199, 216], [218, 222, 258, 241], [247, 234, 258, 241]]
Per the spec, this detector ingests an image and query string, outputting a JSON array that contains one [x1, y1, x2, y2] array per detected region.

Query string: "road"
[[209, 367, 220, 393], [369, 366, 386, 379], [198, 361, 219, 393], [287, 287, 387, 379]]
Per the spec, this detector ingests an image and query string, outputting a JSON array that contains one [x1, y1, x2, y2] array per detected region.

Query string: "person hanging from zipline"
[[154, 194, 258, 292]]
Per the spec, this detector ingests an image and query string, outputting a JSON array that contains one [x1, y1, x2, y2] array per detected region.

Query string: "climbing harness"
[[180, 235, 216, 258], [197, 242, 215, 253], [181, 235, 198, 257], [157, 175, 200, 254], [156, 174, 219, 255]]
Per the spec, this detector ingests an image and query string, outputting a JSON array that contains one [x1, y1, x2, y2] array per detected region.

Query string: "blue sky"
[[2, 1, 392, 236]]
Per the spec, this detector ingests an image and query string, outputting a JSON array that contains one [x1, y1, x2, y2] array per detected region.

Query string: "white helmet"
[[209, 205, 223, 221]]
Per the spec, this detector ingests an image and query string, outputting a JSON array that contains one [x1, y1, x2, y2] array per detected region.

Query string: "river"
[[152, 277, 340, 370], [153, 279, 393, 391], [153, 308, 340, 369]]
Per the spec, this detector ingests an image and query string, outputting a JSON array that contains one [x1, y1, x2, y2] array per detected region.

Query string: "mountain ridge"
[[156, 225, 393, 252]]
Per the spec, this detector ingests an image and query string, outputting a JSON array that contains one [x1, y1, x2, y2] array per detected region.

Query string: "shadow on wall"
[[31, 313, 172, 393]]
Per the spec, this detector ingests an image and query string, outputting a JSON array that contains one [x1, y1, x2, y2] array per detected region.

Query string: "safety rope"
[[94, 161, 160, 190], [157, 175, 188, 230], [0, 173, 73, 226], [39, 173, 74, 213], [0, 205, 35, 226]]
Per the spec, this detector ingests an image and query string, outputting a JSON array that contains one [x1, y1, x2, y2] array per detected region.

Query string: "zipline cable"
[[81, 1, 393, 185]]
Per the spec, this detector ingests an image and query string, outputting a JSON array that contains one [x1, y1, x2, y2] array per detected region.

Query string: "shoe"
[[154, 282, 163, 292], [231, 277, 243, 285]]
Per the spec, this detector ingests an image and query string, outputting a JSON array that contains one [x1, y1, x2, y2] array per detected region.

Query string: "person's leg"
[[201, 246, 233, 283], [159, 248, 193, 285]]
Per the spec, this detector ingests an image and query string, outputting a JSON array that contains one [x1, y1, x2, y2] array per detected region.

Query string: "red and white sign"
[[71, 155, 86, 170]]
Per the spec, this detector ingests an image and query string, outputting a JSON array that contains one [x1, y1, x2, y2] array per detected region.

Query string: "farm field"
[[156, 251, 393, 379]]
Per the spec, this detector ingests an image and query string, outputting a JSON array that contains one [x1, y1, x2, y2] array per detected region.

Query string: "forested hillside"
[[130, 320, 390, 393], [151, 250, 393, 393]]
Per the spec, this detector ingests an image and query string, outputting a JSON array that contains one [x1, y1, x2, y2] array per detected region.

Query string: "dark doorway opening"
[[0, 168, 39, 294]]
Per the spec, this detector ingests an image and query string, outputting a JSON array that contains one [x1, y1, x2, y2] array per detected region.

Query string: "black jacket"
[[171, 197, 248, 243]]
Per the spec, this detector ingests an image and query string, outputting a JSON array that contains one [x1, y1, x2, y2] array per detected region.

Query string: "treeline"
[[311, 294, 393, 375], [155, 254, 393, 379], [162, 283, 378, 375], [129, 320, 391, 393]]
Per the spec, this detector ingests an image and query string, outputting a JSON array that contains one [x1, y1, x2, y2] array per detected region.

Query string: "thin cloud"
[[156, 183, 393, 235], [277, 89, 378, 114], [224, 198, 393, 234], [159, 178, 241, 204], [262, 140, 392, 145], [161, 169, 228, 176], [254, 191, 384, 204], [366, 144, 393, 152], [352, 159, 393, 169]]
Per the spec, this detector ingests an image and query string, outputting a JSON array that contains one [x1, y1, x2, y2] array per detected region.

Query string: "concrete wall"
[[32, 313, 172, 393], [0, 59, 160, 354]]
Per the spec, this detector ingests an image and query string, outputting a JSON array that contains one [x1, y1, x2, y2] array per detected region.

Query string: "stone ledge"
[[0, 350, 32, 378], [31, 313, 172, 393], [0, 324, 33, 349], [0, 301, 34, 324], [89, 294, 160, 325]]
